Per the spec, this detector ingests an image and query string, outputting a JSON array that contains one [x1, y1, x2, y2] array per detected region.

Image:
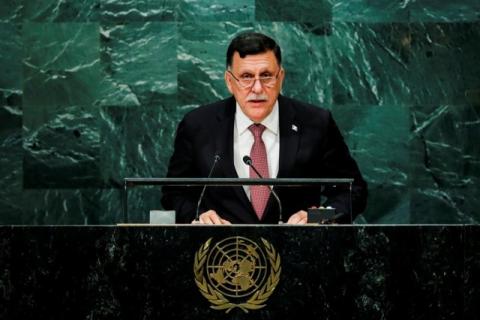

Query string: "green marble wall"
[[0, 1, 479, 224]]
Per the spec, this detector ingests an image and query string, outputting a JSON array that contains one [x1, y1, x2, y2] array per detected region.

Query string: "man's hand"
[[286, 210, 308, 224], [193, 210, 232, 225]]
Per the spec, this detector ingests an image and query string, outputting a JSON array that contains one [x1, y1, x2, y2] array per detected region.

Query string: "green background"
[[0, 0, 479, 224]]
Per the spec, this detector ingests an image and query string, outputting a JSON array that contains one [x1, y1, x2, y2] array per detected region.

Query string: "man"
[[162, 32, 367, 224]]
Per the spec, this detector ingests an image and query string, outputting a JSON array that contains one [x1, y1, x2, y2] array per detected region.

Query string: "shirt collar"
[[235, 100, 279, 136]]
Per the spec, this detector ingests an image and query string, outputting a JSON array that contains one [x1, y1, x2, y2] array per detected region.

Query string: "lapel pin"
[[291, 124, 298, 132]]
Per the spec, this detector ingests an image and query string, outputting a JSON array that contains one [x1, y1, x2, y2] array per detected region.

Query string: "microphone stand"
[[194, 154, 220, 222]]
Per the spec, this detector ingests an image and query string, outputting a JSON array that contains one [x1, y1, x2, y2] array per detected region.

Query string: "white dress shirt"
[[233, 101, 280, 199]]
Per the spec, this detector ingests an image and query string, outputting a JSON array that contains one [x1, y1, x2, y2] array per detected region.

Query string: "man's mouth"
[[247, 94, 268, 103]]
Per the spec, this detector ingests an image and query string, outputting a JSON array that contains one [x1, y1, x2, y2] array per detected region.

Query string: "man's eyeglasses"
[[227, 69, 281, 89]]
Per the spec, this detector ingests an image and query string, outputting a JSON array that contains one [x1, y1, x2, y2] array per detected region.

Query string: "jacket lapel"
[[263, 96, 301, 222], [214, 97, 258, 218], [214, 97, 237, 178], [277, 95, 300, 178]]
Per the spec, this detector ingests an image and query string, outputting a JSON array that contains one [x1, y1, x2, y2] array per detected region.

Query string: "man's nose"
[[251, 78, 263, 93]]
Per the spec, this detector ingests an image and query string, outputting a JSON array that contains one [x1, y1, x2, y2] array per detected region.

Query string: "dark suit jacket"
[[161, 95, 367, 224]]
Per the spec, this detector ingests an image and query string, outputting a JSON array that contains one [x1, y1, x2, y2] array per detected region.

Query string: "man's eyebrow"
[[239, 67, 273, 74]]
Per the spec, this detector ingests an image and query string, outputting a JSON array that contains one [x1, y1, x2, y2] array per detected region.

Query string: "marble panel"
[[407, 23, 480, 106], [23, 0, 100, 22], [256, 0, 332, 23], [23, 105, 101, 188], [178, 0, 254, 21], [0, 23, 23, 224], [100, 0, 177, 22], [21, 189, 102, 224], [408, 0, 480, 22], [99, 104, 181, 222], [332, 104, 410, 223], [406, 40, 480, 224], [331, 22, 480, 107], [23, 22, 101, 125], [331, 0, 480, 23], [99, 22, 177, 107], [0, 104, 23, 224], [22, 22, 102, 188], [410, 188, 479, 224], [0, 23, 23, 91], [0, 0, 23, 23]]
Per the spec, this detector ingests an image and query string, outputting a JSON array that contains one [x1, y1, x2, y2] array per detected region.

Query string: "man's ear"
[[225, 71, 234, 94], [278, 67, 285, 86]]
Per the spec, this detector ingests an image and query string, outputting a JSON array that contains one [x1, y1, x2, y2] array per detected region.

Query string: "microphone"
[[195, 154, 221, 222], [242, 155, 283, 224]]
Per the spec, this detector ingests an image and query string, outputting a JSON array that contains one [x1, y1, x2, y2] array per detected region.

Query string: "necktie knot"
[[249, 124, 266, 139]]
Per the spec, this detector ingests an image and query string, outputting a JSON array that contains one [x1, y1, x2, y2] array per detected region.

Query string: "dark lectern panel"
[[465, 225, 480, 320], [0, 225, 475, 319]]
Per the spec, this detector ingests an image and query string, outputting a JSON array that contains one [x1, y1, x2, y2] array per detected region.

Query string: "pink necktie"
[[249, 124, 270, 219]]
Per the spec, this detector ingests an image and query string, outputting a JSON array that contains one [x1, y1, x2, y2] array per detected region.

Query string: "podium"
[[0, 225, 478, 319], [122, 177, 355, 223]]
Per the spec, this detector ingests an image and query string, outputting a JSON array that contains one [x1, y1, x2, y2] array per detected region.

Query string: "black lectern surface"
[[0, 225, 479, 320]]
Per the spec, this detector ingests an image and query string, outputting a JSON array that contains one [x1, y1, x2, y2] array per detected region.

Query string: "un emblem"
[[193, 236, 281, 313]]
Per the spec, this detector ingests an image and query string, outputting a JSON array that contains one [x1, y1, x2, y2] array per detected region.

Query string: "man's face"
[[225, 50, 284, 123]]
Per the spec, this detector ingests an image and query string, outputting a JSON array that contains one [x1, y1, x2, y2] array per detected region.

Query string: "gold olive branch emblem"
[[193, 237, 281, 313]]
